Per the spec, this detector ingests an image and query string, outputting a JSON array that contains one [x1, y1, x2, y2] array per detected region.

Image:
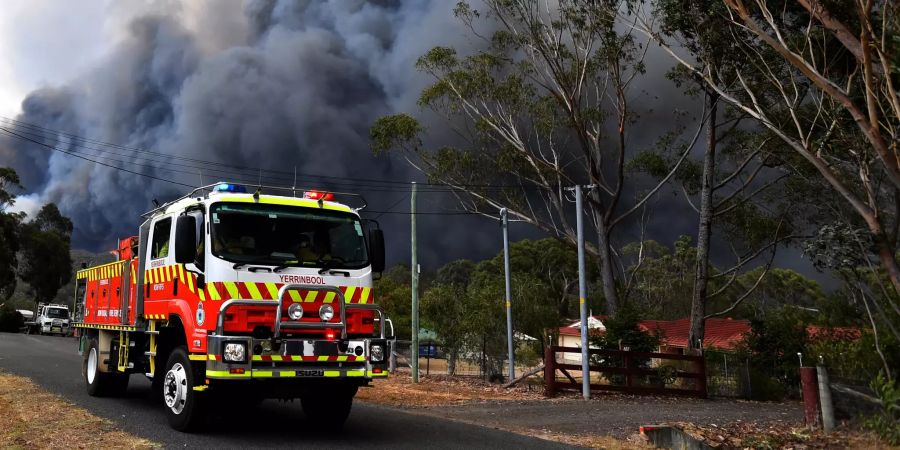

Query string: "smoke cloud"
[[0, 0, 484, 264]]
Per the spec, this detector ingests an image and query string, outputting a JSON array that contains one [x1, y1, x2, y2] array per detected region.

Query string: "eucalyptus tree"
[[372, 0, 700, 316], [637, 0, 900, 300]]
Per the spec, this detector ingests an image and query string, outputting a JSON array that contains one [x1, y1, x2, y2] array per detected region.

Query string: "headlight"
[[319, 304, 334, 321], [288, 303, 304, 320], [370, 344, 384, 362], [223, 343, 246, 362]]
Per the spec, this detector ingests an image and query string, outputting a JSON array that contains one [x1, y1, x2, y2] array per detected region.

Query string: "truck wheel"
[[163, 346, 204, 432], [83, 337, 130, 397], [301, 385, 357, 431]]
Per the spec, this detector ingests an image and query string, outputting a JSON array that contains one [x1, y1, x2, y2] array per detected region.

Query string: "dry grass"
[[356, 369, 544, 407], [0, 371, 157, 450]]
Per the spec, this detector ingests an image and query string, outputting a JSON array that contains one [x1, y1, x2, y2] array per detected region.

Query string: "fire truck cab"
[[73, 182, 389, 431]]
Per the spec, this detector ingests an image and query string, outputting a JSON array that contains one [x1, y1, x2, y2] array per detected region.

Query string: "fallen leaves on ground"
[[0, 370, 157, 449], [675, 420, 893, 449]]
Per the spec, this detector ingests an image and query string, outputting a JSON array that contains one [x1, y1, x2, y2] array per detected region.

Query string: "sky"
[[0, 0, 833, 288]]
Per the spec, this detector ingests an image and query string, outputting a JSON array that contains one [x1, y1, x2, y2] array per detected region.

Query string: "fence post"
[[800, 367, 820, 430], [696, 354, 708, 398], [544, 346, 556, 397]]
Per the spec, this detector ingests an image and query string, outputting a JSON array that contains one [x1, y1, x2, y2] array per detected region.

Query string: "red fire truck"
[[72, 182, 389, 431]]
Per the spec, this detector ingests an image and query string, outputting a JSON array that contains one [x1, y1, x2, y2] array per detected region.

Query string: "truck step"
[[144, 351, 156, 357], [144, 330, 159, 335]]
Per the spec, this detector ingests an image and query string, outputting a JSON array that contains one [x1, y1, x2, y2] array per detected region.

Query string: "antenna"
[[292, 166, 297, 197]]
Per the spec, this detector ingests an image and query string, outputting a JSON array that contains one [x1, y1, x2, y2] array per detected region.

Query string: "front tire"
[[163, 346, 204, 432]]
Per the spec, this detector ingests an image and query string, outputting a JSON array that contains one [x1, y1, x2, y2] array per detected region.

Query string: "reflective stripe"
[[264, 282, 279, 299], [288, 290, 301, 302], [223, 281, 240, 299], [323, 370, 341, 377], [323, 292, 336, 303], [188, 354, 207, 361], [344, 286, 356, 303], [345, 370, 365, 377], [245, 282, 262, 299], [208, 283, 221, 300], [206, 370, 250, 378]]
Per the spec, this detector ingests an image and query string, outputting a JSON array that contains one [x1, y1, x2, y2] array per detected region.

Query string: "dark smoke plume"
[[0, 0, 479, 265]]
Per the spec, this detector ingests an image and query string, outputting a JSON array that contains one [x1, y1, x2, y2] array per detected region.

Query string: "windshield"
[[210, 202, 369, 269], [47, 308, 69, 319]]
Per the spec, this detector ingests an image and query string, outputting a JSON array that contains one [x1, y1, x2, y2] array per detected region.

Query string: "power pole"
[[410, 181, 419, 383], [501, 208, 515, 381], [575, 185, 590, 400]]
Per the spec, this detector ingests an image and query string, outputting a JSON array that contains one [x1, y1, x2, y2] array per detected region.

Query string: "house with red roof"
[[556, 316, 859, 356]]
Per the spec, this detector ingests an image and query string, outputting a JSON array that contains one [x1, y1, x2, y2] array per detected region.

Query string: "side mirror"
[[174, 215, 197, 264], [369, 229, 385, 273]]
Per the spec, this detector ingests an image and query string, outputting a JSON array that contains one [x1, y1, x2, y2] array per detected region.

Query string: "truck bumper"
[[200, 335, 390, 381]]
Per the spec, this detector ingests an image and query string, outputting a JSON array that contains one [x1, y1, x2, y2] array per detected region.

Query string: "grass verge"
[[0, 370, 157, 449]]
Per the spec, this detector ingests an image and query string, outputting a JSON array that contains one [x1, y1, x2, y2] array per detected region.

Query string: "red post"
[[800, 367, 820, 430], [543, 346, 556, 397]]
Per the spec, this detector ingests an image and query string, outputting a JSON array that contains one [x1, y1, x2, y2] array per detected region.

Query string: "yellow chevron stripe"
[[336, 355, 348, 362], [318, 356, 329, 362], [178, 264, 185, 282], [323, 292, 336, 303], [288, 290, 301, 302], [223, 281, 240, 299], [344, 286, 356, 303], [208, 282, 221, 300], [198, 289, 206, 301], [359, 287, 371, 304], [245, 282, 262, 300], [270, 355, 283, 362], [186, 270, 195, 292], [264, 282, 278, 300], [304, 291, 317, 302]]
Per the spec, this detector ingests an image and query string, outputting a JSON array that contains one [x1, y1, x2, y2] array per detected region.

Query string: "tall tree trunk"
[[596, 218, 620, 316], [872, 225, 900, 297], [689, 91, 717, 351]]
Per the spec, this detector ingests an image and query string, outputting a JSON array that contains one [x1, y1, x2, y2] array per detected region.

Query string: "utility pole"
[[501, 208, 515, 381], [575, 185, 590, 400], [410, 181, 419, 383]]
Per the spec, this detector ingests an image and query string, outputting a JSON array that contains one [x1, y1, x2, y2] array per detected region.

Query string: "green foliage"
[[374, 265, 413, 340], [0, 168, 23, 300], [621, 236, 696, 319], [589, 305, 660, 353], [862, 371, 900, 445], [17, 204, 73, 303], [737, 306, 811, 399], [0, 303, 24, 332], [369, 114, 423, 155]]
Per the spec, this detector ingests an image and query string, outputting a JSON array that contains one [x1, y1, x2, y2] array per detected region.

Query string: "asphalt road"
[[0, 333, 572, 449]]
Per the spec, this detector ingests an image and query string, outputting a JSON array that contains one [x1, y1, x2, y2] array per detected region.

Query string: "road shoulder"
[[0, 370, 157, 449]]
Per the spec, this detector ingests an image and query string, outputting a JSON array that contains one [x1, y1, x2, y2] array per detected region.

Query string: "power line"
[[0, 127, 194, 188], [0, 116, 563, 191]]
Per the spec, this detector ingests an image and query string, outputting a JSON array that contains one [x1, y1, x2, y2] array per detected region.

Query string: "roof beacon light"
[[213, 183, 247, 193], [303, 191, 334, 201]]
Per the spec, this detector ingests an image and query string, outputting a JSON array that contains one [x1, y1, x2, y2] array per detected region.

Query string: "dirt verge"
[[0, 370, 157, 449]]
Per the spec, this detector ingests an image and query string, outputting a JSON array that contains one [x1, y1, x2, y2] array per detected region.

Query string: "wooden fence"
[[544, 346, 707, 398]]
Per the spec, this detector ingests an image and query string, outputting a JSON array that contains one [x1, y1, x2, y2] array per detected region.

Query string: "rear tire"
[[163, 346, 204, 432], [83, 337, 130, 396], [301, 384, 357, 431]]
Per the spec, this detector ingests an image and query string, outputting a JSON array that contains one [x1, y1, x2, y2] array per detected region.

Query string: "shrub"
[[0, 304, 24, 332], [862, 372, 900, 445]]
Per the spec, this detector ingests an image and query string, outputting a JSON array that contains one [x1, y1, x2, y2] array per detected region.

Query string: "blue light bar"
[[213, 183, 247, 193]]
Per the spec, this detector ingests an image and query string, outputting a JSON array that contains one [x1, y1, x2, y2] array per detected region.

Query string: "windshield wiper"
[[317, 260, 342, 275]]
